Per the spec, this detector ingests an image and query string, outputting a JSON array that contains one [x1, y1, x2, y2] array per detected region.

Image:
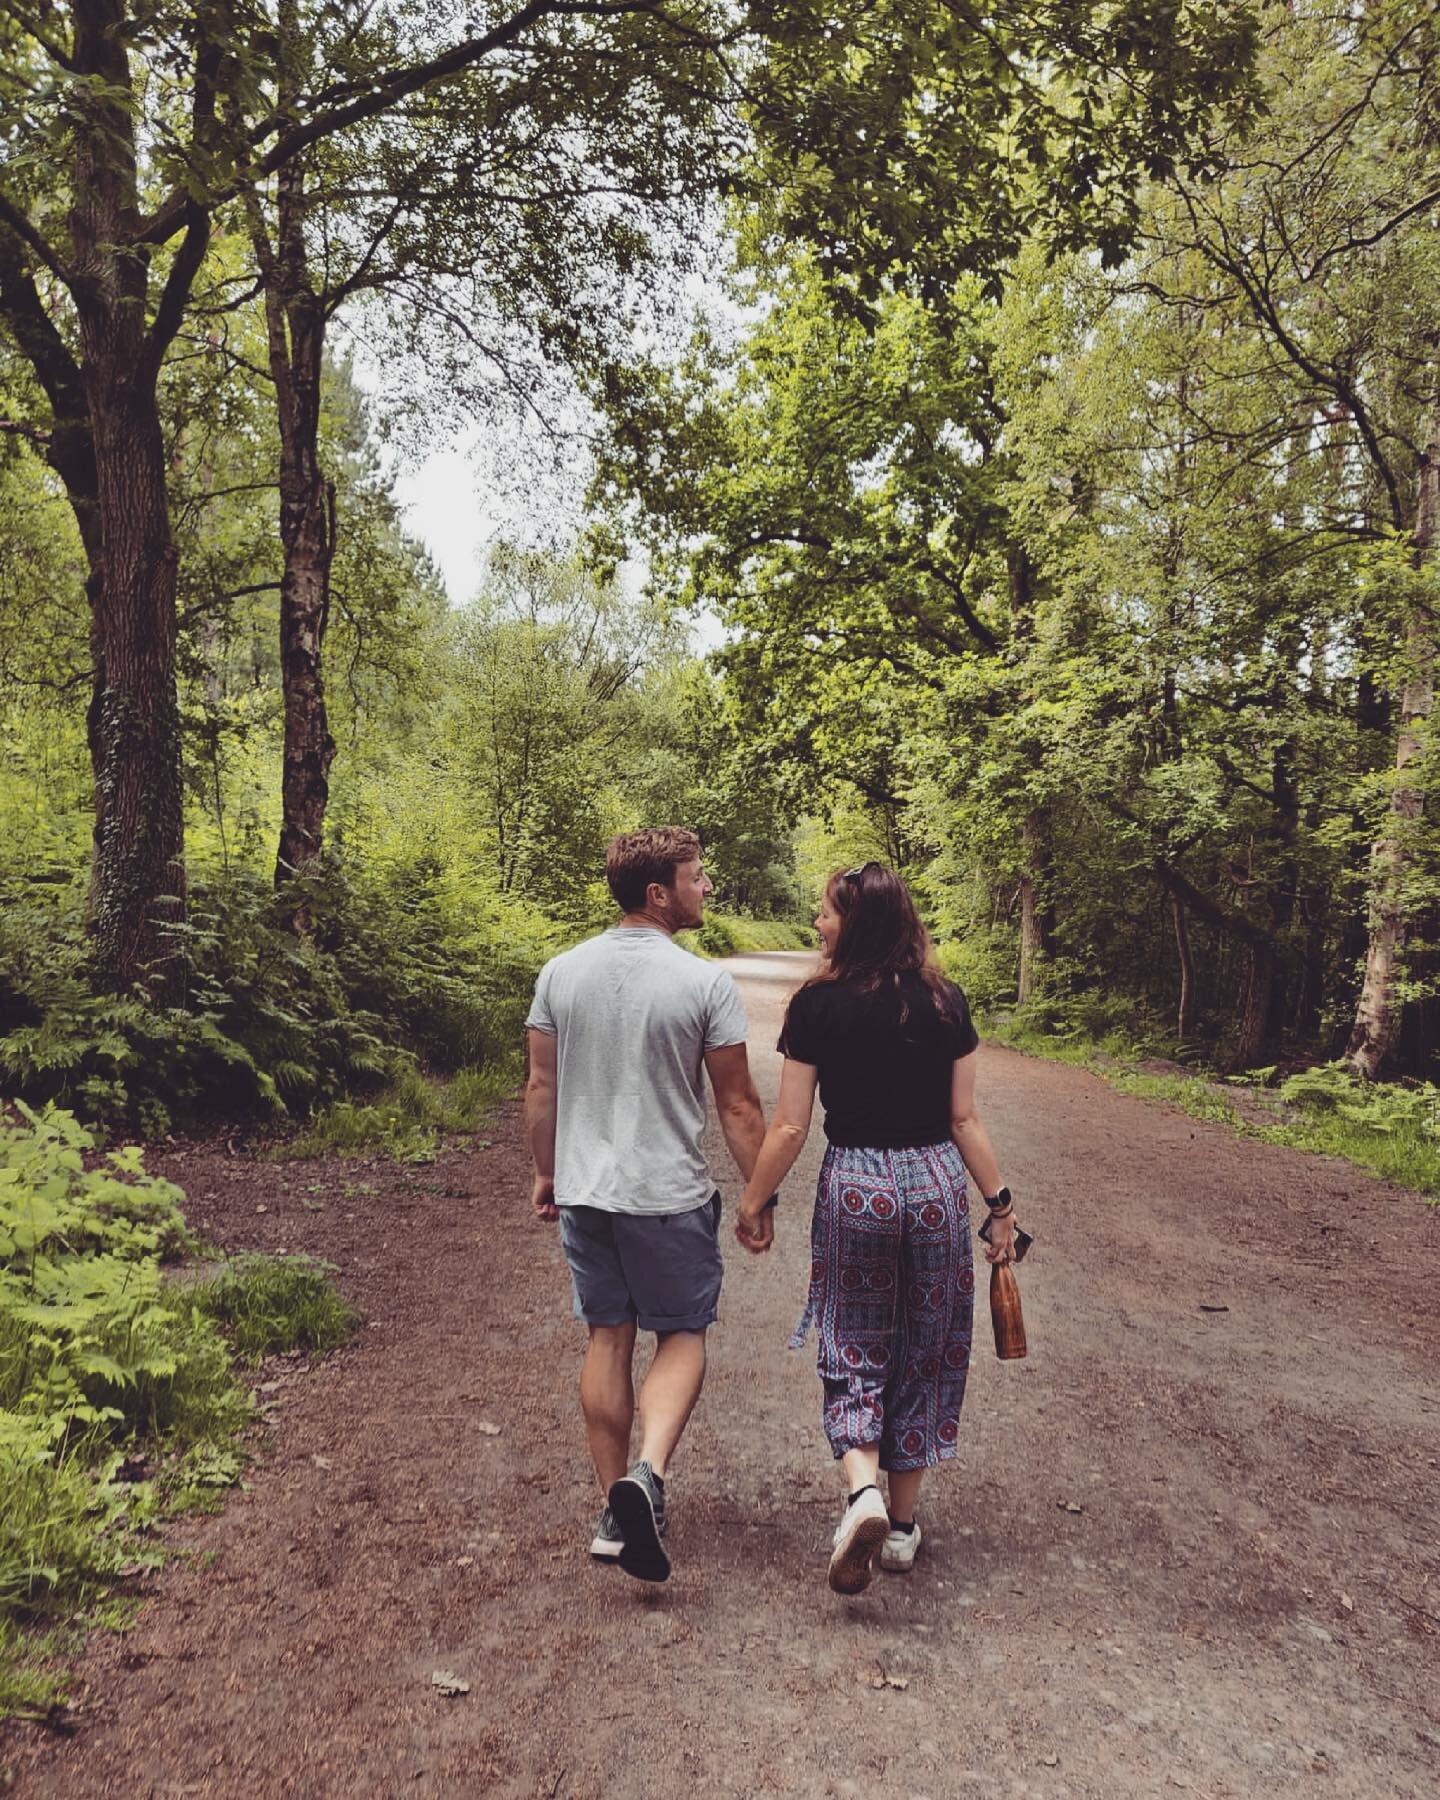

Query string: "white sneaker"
[[880, 1519, 922, 1572], [828, 1487, 890, 1594]]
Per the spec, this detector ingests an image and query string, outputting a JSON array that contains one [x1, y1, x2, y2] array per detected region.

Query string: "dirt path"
[[5, 951, 1440, 1798]]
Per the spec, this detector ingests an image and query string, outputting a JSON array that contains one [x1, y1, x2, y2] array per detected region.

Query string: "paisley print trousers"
[[791, 1141, 974, 1472]]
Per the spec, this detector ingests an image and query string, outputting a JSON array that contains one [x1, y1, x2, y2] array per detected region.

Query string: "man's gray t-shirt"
[[525, 927, 748, 1216]]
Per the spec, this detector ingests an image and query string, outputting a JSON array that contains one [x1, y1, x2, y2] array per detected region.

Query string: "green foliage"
[[189, 1257, 359, 1367], [937, 931, 1020, 1016], [1263, 1066, 1440, 1197], [0, 852, 546, 1136], [1105, 1072, 1248, 1131], [0, 1103, 354, 1715], [679, 913, 814, 959]]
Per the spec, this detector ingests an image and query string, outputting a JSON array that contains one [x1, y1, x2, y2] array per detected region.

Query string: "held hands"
[[531, 1175, 559, 1222], [734, 1195, 774, 1255]]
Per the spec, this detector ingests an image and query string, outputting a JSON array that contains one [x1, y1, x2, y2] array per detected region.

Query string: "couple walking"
[[524, 828, 1019, 1595]]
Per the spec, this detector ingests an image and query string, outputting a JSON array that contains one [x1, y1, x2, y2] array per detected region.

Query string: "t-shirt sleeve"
[[525, 960, 558, 1035], [703, 970, 749, 1050], [944, 981, 980, 1058], [777, 986, 822, 1064]]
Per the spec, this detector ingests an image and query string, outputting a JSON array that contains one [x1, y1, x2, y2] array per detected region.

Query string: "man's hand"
[[734, 1199, 774, 1254], [531, 1175, 559, 1222]]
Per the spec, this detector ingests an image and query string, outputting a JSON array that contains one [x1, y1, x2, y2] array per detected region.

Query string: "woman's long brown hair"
[[804, 862, 956, 1019]]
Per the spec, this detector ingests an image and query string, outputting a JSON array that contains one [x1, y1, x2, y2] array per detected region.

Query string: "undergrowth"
[[0, 1103, 357, 1717], [0, 857, 551, 1138]]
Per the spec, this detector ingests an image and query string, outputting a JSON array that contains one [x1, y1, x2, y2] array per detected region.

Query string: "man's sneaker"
[[608, 1461, 670, 1583], [880, 1519, 922, 1573], [828, 1486, 889, 1595], [590, 1495, 668, 1563], [590, 1506, 624, 1562]]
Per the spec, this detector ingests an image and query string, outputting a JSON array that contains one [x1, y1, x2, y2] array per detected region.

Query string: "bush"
[[0, 1103, 358, 1715], [0, 1104, 246, 1448], [937, 928, 1019, 1014], [0, 855, 554, 1135]]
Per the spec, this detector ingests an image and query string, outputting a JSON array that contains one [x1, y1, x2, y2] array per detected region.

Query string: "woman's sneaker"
[[607, 1461, 670, 1583], [880, 1518, 922, 1572], [828, 1486, 890, 1594]]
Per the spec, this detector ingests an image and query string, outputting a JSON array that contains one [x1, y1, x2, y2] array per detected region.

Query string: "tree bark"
[[65, 0, 203, 1001], [249, 28, 338, 897], [1233, 938, 1275, 1070], [1346, 382, 1440, 1079]]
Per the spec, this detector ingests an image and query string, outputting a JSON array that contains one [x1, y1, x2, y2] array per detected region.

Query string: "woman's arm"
[[950, 1051, 1016, 1263], [735, 1058, 820, 1252]]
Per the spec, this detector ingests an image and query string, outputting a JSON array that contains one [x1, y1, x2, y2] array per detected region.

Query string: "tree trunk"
[[251, 98, 337, 895], [1172, 891, 1195, 1039], [66, 0, 199, 1002], [1233, 938, 1275, 1070], [82, 370, 187, 995], [273, 301, 337, 886], [1346, 386, 1440, 1079]]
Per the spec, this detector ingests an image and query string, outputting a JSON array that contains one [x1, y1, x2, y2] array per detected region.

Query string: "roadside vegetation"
[[0, 1104, 357, 1717]]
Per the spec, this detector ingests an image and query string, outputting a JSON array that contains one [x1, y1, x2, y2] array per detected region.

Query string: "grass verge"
[[982, 1019, 1440, 1201], [279, 1057, 521, 1162]]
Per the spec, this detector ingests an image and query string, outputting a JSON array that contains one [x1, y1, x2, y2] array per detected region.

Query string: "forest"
[[2, 0, 1440, 1729]]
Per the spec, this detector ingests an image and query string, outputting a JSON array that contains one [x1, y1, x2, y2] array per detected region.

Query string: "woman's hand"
[[981, 1209, 1016, 1265], [735, 1194, 774, 1254]]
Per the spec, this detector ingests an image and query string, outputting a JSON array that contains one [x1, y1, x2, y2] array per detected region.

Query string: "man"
[[525, 827, 770, 1583]]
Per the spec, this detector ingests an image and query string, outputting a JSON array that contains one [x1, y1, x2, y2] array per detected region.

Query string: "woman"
[[736, 862, 1018, 1595]]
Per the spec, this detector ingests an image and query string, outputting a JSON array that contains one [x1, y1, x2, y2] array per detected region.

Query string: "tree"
[[0, 1, 745, 991]]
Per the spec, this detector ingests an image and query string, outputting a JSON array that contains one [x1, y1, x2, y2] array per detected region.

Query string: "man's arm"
[[703, 1041, 766, 1185], [735, 1057, 818, 1254], [525, 1027, 559, 1221]]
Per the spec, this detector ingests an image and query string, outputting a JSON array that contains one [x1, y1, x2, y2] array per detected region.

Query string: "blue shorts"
[[558, 1192, 723, 1334]]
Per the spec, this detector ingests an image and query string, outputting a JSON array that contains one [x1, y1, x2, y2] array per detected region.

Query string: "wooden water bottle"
[[990, 1261, 1027, 1360]]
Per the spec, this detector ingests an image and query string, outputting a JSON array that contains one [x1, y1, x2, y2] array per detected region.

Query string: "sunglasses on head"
[[842, 862, 881, 882]]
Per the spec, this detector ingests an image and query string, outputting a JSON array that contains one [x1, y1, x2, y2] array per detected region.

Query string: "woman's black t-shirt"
[[777, 971, 980, 1148]]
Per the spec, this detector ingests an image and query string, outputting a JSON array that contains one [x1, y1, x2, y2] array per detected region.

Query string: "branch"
[[0, 418, 50, 444], [140, 202, 211, 382], [0, 191, 67, 281], [136, 1, 685, 246]]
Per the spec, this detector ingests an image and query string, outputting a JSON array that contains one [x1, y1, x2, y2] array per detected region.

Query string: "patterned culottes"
[[791, 1141, 974, 1472]]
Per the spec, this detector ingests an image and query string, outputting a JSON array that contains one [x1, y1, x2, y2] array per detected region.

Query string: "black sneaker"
[[607, 1460, 671, 1583], [590, 1494, 668, 1564]]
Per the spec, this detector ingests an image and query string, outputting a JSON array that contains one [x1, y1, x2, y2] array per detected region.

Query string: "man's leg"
[[636, 1329, 707, 1478], [580, 1321, 637, 1491]]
